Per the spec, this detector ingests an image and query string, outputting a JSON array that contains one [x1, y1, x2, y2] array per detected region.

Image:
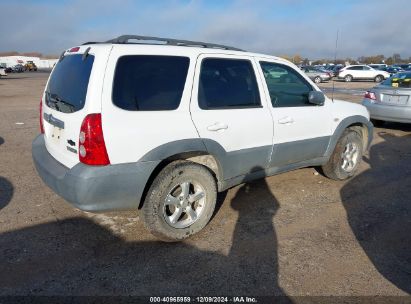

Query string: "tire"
[[141, 160, 217, 242], [371, 119, 385, 127], [374, 75, 383, 82], [314, 76, 322, 84], [344, 75, 353, 82], [322, 129, 363, 180]]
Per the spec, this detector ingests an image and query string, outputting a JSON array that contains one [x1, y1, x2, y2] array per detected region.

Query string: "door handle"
[[207, 122, 228, 131], [278, 116, 294, 125]]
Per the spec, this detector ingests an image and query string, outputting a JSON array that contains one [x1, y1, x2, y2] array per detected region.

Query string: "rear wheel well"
[[375, 74, 384, 82], [138, 152, 221, 209], [347, 123, 368, 149]]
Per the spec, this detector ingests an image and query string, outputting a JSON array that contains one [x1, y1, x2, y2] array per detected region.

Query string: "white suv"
[[338, 64, 390, 82], [32, 35, 373, 241]]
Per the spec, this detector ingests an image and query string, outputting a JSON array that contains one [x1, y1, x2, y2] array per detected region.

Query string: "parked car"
[[368, 64, 387, 70], [302, 66, 332, 83], [392, 64, 411, 70], [384, 66, 404, 75], [12, 64, 25, 73], [362, 71, 411, 126], [4, 66, 13, 73], [32, 35, 372, 241], [338, 65, 390, 82], [331, 65, 344, 77], [0, 67, 7, 77]]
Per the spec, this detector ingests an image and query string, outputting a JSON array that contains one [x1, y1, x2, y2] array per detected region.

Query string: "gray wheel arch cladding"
[[138, 138, 225, 180], [138, 138, 270, 184], [325, 115, 373, 158]]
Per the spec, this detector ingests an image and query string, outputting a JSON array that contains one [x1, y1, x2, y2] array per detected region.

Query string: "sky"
[[1, 0, 411, 59]]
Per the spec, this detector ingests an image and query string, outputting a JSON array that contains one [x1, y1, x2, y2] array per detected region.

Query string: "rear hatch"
[[41, 45, 111, 168]]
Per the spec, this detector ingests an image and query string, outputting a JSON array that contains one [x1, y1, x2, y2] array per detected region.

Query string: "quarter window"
[[112, 55, 189, 111], [260, 62, 313, 107], [198, 58, 261, 109], [347, 66, 363, 70]]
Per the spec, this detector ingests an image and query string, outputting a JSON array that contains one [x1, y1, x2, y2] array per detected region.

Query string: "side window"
[[260, 61, 313, 107], [112, 55, 189, 111], [198, 58, 261, 109], [363, 66, 371, 70]]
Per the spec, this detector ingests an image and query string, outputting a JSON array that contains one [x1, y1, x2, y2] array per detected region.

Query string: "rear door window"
[[198, 58, 260, 109], [46, 54, 94, 113], [112, 55, 190, 111]]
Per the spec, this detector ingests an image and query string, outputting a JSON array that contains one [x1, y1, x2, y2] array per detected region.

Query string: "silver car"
[[302, 66, 332, 83], [362, 72, 411, 125]]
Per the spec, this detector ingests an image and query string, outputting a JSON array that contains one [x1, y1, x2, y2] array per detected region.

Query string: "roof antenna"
[[331, 29, 339, 102]]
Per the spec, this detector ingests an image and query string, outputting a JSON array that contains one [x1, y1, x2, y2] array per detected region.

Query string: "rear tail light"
[[40, 99, 44, 134], [364, 91, 377, 101], [69, 47, 80, 53], [79, 113, 110, 166]]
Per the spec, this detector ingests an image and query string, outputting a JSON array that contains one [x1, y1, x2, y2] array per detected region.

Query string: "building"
[[0, 56, 58, 68]]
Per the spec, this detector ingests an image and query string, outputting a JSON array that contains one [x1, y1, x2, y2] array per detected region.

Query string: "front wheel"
[[141, 161, 217, 242], [314, 76, 322, 84], [322, 129, 363, 180]]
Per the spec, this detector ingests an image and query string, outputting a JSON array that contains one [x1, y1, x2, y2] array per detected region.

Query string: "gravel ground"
[[0, 73, 410, 298]]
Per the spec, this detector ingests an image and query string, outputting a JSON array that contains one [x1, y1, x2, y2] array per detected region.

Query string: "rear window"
[[112, 55, 190, 111], [46, 54, 94, 113]]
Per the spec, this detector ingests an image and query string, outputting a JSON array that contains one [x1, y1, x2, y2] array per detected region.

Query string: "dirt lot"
[[0, 73, 410, 298]]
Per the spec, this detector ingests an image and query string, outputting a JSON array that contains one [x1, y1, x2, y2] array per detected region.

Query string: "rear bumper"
[[362, 99, 411, 123], [32, 135, 159, 212]]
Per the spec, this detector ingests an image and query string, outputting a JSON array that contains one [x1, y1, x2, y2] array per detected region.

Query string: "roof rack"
[[83, 35, 244, 52]]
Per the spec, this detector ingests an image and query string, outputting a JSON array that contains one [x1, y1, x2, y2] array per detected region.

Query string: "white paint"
[[190, 53, 274, 153]]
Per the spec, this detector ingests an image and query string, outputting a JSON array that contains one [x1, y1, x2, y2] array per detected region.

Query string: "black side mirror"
[[308, 91, 325, 106]]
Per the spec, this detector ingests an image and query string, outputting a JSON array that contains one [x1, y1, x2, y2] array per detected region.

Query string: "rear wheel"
[[314, 76, 322, 84], [374, 75, 383, 82], [141, 161, 217, 242], [322, 129, 363, 180], [344, 75, 353, 82]]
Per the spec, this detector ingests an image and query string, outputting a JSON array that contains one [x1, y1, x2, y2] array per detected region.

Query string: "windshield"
[[381, 72, 411, 87], [45, 54, 94, 113]]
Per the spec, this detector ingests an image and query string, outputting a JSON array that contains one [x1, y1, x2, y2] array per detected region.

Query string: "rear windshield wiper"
[[46, 92, 75, 113]]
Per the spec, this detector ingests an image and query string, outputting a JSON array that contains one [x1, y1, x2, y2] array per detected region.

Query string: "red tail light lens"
[[40, 99, 44, 134], [79, 113, 110, 166], [364, 91, 376, 100], [69, 47, 80, 52]]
